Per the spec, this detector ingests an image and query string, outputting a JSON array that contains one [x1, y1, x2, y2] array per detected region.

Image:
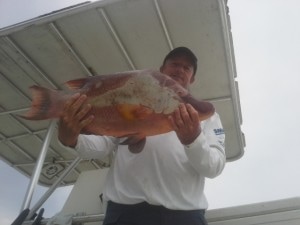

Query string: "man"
[[58, 47, 226, 225]]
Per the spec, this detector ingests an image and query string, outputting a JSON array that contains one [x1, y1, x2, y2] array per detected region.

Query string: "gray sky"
[[1, 0, 300, 224], [206, 0, 300, 208]]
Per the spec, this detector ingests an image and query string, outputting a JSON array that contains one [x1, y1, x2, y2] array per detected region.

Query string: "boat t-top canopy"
[[0, 0, 245, 188]]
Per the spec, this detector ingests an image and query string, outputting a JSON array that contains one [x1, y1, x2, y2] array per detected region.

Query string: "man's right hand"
[[58, 93, 94, 147]]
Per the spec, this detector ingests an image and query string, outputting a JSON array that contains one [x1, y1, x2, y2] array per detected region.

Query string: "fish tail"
[[21, 85, 65, 120]]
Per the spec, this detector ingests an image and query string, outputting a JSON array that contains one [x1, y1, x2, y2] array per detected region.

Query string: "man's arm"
[[170, 104, 226, 178]]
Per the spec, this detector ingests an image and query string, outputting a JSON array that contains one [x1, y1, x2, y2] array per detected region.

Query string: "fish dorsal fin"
[[65, 78, 88, 90], [120, 136, 146, 153]]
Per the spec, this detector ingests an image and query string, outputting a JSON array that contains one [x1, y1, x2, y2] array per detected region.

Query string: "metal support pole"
[[21, 120, 56, 211], [27, 157, 82, 219]]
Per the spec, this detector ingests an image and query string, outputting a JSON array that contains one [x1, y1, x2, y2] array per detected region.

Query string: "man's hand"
[[58, 93, 94, 147], [169, 103, 201, 145]]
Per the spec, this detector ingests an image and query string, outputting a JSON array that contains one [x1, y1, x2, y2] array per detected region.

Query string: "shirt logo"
[[214, 128, 224, 135]]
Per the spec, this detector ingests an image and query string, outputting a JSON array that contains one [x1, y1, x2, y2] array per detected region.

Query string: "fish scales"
[[87, 72, 179, 114]]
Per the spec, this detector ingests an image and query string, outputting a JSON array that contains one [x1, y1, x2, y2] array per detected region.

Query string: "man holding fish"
[[58, 47, 226, 225]]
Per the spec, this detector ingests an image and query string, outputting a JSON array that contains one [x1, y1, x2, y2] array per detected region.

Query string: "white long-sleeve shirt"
[[70, 112, 226, 210]]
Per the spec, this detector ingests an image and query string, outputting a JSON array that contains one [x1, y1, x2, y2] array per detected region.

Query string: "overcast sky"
[[1, 0, 300, 224]]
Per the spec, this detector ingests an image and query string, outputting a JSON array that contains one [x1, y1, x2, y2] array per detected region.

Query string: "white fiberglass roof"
[[0, 0, 245, 186]]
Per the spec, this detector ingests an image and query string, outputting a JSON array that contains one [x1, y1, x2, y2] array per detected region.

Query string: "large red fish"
[[23, 69, 215, 153]]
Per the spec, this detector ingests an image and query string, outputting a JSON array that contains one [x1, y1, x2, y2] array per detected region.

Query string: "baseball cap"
[[162, 47, 198, 75]]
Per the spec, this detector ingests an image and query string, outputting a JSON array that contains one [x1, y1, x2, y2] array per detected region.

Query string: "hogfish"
[[22, 69, 215, 153]]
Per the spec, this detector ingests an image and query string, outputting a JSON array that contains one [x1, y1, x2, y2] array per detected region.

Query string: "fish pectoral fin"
[[120, 136, 146, 154], [133, 106, 153, 119], [117, 104, 153, 121]]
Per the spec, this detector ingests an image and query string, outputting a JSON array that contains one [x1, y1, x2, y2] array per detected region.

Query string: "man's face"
[[160, 56, 195, 89]]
